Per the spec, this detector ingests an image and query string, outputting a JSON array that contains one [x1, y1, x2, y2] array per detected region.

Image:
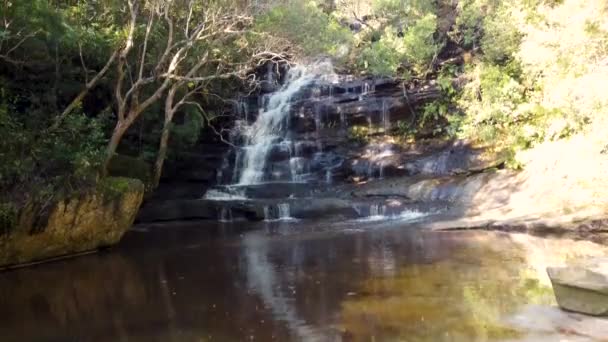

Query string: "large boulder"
[[547, 262, 608, 315], [0, 177, 144, 268]]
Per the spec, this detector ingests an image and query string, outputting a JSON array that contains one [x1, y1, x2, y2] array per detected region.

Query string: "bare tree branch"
[[50, 49, 120, 130]]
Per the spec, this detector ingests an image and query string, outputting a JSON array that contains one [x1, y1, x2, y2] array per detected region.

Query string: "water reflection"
[[0, 221, 607, 341]]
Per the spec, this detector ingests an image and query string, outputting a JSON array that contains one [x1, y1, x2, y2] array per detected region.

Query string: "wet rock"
[[403, 143, 503, 176], [221, 183, 316, 199], [137, 199, 263, 222], [1, 177, 144, 268], [290, 198, 359, 219], [548, 261, 608, 315]]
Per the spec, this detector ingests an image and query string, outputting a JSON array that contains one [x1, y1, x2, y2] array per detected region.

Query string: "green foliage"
[[347, 125, 371, 144], [254, 1, 353, 59], [358, 13, 441, 77], [452, 0, 494, 48], [170, 107, 205, 152], [0, 202, 18, 233], [98, 177, 144, 201], [107, 155, 152, 187], [395, 120, 418, 138], [402, 65, 460, 138], [359, 32, 405, 77], [0, 102, 106, 198], [373, 0, 437, 22], [402, 14, 442, 74], [480, 7, 523, 64]]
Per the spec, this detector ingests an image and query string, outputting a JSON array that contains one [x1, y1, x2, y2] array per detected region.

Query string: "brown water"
[[1, 219, 608, 342]]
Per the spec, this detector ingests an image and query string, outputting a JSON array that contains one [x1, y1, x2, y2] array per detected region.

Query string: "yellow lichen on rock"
[[0, 177, 144, 268]]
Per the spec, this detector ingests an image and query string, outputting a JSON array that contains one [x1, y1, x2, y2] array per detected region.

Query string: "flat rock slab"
[[547, 262, 608, 315]]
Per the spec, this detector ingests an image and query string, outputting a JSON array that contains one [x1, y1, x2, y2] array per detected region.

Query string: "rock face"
[[136, 63, 491, 223], [548, 263, 608, 315], [0, 177, 144, 268]]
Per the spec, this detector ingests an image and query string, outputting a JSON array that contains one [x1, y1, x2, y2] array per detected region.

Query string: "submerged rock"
[[0, 177, 144, 268], [547, 262, 608, 315]]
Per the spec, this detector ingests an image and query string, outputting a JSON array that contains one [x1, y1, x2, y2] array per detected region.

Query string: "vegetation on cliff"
[[256, 0, 608, 166], [0, 0, 279, 213], [1, 0, 607, 215]]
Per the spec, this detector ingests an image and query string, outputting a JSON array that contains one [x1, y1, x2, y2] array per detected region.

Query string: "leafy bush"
[[254, 1, 353, 59], [358, 13, 441, 77], [480, 7, 523, 64], [402, 14, 443, 74], [359, 30, 405, 77], [373, 0, 436, 22], [0, 96, 106, 204]]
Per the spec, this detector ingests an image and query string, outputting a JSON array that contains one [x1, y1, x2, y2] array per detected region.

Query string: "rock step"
[[137, 195, 447, 223]]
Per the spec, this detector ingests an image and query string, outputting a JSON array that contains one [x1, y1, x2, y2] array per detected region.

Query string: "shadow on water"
[[1, 220, 608, 341]]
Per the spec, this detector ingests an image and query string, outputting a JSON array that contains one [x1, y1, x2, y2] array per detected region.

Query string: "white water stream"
[[238, 61, 335, 185]]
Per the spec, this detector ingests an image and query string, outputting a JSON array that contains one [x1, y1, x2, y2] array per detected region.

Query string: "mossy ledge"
[[0, 177, 144, 269]]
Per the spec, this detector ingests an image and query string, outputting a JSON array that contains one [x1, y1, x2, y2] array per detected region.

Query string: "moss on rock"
[[107, 154, 153, 191]]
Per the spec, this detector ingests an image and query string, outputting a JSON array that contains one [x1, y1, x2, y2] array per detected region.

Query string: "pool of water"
[[1, 219, 608, 341]]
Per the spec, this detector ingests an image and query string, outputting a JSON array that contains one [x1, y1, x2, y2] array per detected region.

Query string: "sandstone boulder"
[[548, 262, 608, 315], [0, 177, 144, 268]]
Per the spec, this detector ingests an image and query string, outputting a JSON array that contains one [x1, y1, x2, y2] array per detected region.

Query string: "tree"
[[98, 0, 277, 187]]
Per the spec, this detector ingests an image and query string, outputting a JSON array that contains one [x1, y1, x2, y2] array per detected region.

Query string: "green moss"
[[98, 177, 144, 202], [107, 155, 152, 183], [0, 202, 18, 234], [347, 125, 372, 144]]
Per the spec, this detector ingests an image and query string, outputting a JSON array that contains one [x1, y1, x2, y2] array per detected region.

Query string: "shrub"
[[402, 14, 443, 74], [358, 13, 441, 77], [254, 1, 353, 60]]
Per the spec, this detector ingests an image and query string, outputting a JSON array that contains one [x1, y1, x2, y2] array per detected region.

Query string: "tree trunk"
[[153, 118, 172, 188], [102, 121, 128, 177], [153, 86, 178, 188]]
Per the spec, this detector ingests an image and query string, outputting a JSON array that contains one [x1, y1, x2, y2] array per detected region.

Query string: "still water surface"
[[1, 219, 608, 341]]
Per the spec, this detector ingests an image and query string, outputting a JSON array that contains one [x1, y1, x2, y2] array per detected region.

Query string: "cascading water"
[[219, 207, 233, 222], [203, 61, 438, 225], [263, 203, 293, 221], [237, 62, 335, 185], [382, 99, 390, 131], [278, 203, 291, 219]]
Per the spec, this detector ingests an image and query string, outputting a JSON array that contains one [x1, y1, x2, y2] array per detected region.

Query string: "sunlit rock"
[[548, 261, 608, 315]]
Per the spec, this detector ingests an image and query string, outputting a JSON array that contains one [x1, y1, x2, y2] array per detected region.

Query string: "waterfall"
[[289, 157, 308, 182], [238, 62, 334, 185], [263, 205, 271, 220], [382, 99, 390, 131], [369, 204, 387, 217], [338, 108, 346, 128], [325, 169, 332, 184], [278, 203, 291, 219], [363, 82, 371, 95], [263, 203, 293, 221], [219, 207, 233, 222], [234, 95, 249, 122]]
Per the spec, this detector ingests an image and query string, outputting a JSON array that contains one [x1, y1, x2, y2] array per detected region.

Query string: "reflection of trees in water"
[[241, 226, 461, 340], [3, 225, 594, 341], [0, 253, 148, 341], [337, 233, 587, 342]]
